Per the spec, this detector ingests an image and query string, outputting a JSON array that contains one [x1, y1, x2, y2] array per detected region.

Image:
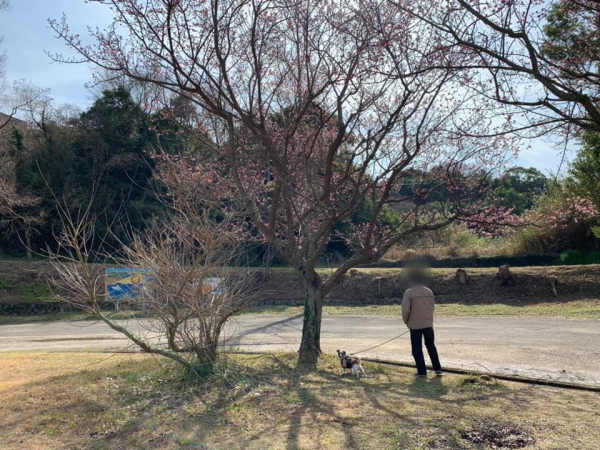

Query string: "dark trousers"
[[410, 327, 442, 375]]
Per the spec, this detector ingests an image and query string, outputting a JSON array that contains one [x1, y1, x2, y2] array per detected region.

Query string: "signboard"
[[201, 277, 224, 295], [105, 268, 153, 299], [105, 268, 224, 310], [105, 268, 154, 311]]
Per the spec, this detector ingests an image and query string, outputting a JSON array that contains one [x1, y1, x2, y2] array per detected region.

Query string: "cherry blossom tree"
[[393, 0, 600, 136], [0, 86, 54, 258], [527, 186, 599, 232], [50, 0, 514, 365]]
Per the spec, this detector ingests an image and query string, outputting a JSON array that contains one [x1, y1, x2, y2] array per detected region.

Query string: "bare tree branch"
[[50, 0, 515, 366], [46, 197, 266, 376]]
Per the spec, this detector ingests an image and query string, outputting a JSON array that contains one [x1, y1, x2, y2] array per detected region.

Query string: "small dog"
[[336, 350, 367, 378]]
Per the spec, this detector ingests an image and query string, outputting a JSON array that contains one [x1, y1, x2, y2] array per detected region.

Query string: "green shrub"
[[394, 224, 508, 259], [0, 280, 9, 290], [560, 250, 600, 265], [507, 227, 548, 255], [19, 282, 52, 302]]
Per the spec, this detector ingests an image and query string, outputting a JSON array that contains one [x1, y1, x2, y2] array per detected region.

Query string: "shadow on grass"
[[0, 310, 156, 326], [2, 353, 597, 450]]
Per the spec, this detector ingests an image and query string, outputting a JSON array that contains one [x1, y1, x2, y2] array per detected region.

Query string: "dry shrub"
[[446, 243, 460, 257], [47, 203, 265, 376]]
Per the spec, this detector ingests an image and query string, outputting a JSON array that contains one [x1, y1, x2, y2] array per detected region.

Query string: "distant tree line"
[[2, 85, 597, 260]]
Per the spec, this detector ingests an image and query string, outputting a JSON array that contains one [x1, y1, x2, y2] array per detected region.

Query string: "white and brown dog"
[[337, 350, 367, 378]]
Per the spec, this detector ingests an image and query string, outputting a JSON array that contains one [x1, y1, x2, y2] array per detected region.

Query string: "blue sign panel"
[[105, 268, 153, 299]]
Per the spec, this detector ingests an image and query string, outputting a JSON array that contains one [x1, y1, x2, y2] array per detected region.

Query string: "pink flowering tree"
[[525, 186, 599, 242], [393, 0, 600, 135], [50, 0, 515, 366], [469, 184, 600, 251]]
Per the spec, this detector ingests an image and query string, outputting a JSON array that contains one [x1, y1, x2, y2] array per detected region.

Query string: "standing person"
[[402, 272, 442, 378]]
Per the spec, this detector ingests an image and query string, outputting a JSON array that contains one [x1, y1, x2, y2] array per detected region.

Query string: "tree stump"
[[496, 264, 516, 286], [455, 268, 469, 285]]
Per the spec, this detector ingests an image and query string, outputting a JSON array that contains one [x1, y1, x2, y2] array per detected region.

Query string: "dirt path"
[[1, 316, 598, 387]]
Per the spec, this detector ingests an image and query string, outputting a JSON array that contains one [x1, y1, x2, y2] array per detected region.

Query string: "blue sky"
[[1, 0, 575, 174], [1, 0, 112, 108]]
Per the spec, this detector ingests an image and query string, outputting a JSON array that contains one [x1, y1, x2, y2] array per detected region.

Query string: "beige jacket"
[[401, 285, 435, 329]]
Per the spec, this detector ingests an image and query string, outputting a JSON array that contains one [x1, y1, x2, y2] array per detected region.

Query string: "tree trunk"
[[166, 323, 182, 352], [298, 272, 324, 368], [165, 304, 185, 352], [193, 340, 218, 377]]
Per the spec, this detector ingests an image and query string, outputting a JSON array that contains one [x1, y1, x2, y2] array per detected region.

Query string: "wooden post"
[[548, 277, 558, 297]]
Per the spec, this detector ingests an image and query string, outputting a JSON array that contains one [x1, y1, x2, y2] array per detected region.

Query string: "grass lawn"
[[242, 299, 600, 319], [1, 299, 599, 325], [0, 352, 598, 449], [0, 310, 149, 325]]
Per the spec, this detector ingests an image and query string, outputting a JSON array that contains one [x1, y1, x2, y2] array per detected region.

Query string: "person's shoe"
[[435, 370, 443, 376], [415, 373, 427, 378]]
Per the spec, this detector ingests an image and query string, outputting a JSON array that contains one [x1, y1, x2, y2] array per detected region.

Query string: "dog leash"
[[351, 296, 413, 356], [351, 329, 410, 355]]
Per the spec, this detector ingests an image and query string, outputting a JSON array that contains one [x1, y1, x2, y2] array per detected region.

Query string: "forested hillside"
[[1, 86, 599, 263]]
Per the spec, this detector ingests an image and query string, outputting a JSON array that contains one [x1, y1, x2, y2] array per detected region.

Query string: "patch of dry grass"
[[240, 299, 600, 319], [0, 352, 599, 449], [3, 297, 598, 326]]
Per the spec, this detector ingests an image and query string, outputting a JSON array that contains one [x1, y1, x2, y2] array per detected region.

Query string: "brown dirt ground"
[[0, 351, 599, 450]]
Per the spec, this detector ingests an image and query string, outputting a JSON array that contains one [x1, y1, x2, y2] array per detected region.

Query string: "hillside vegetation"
[[1, 260, 598, 315]]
